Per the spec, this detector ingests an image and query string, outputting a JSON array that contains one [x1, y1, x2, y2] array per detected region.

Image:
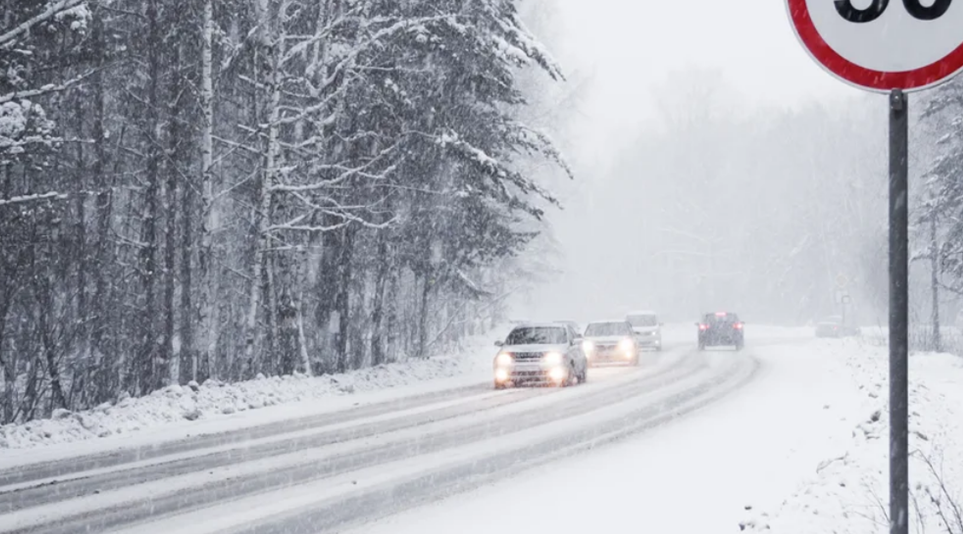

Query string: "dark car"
[[697, 312, 744, 350], [815, 315, 860, 338]]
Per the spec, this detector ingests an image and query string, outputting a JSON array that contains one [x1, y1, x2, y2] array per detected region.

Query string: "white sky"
[[547, 0, 864, 154]]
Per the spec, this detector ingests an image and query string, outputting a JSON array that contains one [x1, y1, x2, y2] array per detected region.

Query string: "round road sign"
[[786, 0, 963, 92], [836, 273, 849, 289]]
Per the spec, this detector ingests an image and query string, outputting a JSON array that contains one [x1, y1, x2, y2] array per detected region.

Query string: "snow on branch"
[[0, 69, 99, 106], [0, 191, 69, 207], [0, 0, 87, 49], [436, 129, 559, 214]]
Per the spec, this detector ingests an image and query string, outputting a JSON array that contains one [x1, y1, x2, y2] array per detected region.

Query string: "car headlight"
[[543, 351, 564, 366], [495, 352, 513, 367], [582, 340, 594, 353], [618, 338, 634, 352]]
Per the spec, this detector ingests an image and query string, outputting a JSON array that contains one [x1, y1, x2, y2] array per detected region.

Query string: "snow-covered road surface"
[[0, 338, 757, 534], [344, 333, 869, 534]]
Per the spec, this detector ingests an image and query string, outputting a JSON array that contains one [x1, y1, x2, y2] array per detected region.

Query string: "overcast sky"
[[546, 0, 864, 155]]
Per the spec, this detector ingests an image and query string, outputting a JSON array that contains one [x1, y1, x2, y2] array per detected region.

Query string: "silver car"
[[626, 311, 662, 351], [582, 320, 639, 366], [493, 323, 588, 389]]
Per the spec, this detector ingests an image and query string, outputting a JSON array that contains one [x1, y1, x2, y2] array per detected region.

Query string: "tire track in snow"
[[0, 346, 703, 534]]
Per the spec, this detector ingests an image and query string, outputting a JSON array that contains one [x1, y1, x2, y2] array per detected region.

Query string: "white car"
[[493, 323, 588, 389], [582, 320, 639, 366], [626, 311, 662, 351]]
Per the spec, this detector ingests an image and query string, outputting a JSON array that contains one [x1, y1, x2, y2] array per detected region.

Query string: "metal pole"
[[889, 88, 909, 534]]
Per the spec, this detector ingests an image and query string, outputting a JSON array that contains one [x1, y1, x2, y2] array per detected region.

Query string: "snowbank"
[[0, 349, 489, 451], [742, 340, 963, 533]]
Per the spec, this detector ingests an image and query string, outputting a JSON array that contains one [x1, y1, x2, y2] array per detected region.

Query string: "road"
[[0, 340, 759, 534]]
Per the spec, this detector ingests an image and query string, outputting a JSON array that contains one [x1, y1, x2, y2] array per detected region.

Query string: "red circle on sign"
[[786, 0, 963, 92]]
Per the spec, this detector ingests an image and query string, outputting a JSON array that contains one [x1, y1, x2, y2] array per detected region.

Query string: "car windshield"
[[706, 313, 738, 324], [585, 322, 629, 337], [505, 326, 567, 345], [627, 314, 657, 327]]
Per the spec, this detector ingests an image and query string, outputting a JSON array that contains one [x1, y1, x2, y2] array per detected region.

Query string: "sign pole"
[[889, 88, 909, 534]]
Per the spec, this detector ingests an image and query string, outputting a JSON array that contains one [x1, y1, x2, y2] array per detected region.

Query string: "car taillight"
[[734, 323, 743, 330], [699, 324, 708, 330]]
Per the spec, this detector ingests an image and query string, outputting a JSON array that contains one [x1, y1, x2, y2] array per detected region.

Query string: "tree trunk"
[[136, 0, 162, 394], [369, 234, 390, 366], [180, 181, 195, 384], [73, 97, 90, 400], [90, 5, 113, 404], [292, 233, 316, 376], [335, 228, 353, 373], [197, 0, 218, 383], [244, 25, 282, 376], [0, 293, 13, 423], [930, 214, 941, 352], [39, 272, 67, 411], [418, 271, 431, 359], [163, 40, 185, 389]]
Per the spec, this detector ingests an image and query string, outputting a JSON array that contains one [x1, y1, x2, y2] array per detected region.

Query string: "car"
[[697, 312, 744, 350], [815, 315, 860, 338], [582, 320, 639, 366], [626, 310, 662, 351], [492, 323, 588, 389]]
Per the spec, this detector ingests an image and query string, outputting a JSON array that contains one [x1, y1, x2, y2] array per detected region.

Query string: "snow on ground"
[[742, 339, 963, 534], [0, 328, 510, 455], [0, 323, 809, 460], [347, 330, 961, 534]]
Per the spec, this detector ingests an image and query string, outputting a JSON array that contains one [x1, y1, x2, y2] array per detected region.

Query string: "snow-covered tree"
[[0, 0, 572, 422]]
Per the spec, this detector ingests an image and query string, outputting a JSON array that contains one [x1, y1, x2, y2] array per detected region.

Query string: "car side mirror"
[[494, 340, 504, 347]]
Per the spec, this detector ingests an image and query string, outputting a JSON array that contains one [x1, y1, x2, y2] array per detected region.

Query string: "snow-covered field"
[[744, 342, 963, 534], [347, 331, 963, 534]]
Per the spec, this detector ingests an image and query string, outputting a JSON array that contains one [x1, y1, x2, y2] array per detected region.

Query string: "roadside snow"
[[0, 330, 507, 453], [742, 340, 963, 534]]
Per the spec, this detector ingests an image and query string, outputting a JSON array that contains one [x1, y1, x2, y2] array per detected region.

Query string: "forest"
[[0, 0, 571, 423]]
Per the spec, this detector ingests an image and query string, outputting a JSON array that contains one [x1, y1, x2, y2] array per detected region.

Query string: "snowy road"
[[0, 340, 759, 534]]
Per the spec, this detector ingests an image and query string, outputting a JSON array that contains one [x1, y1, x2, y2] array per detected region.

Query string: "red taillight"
[[734, 323, 743, 330], [699, 324, 708, 330]]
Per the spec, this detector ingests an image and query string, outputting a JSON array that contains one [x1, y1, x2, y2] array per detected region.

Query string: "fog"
[[508, 0, 902, 326]]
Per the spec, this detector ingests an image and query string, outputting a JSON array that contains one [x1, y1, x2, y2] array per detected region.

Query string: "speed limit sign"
[[786, 0, 963, 92]]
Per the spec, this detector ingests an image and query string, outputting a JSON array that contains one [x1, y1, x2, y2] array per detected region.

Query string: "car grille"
[[512, 352, 544, 362]]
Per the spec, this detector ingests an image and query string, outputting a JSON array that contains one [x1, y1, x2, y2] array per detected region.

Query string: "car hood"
[[631, 326, 659, 334], [500, 343, 567, 354], [584, 336, 629, 344]]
